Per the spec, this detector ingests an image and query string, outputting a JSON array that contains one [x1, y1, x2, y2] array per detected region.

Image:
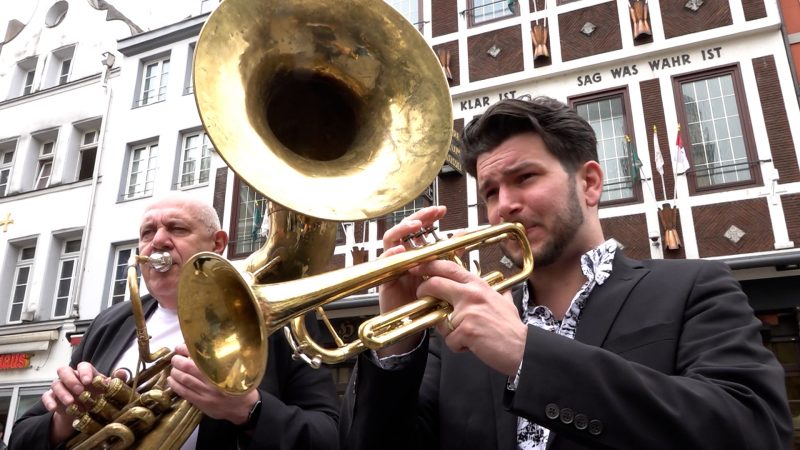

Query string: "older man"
[[12, 193, 339, 450]]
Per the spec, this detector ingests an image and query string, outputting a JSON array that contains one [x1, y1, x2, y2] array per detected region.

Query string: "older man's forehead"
[[140, 204, 200, 226]]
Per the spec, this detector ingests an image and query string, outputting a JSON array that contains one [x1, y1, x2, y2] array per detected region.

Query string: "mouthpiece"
[[136, 252, 173, 272]]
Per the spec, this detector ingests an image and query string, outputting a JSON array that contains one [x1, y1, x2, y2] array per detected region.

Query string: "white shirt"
[[113, 304, 199, 450]]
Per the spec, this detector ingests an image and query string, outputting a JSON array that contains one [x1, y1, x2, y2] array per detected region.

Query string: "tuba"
[[177, 0, 534, 395], [66, 253, 202, 449]]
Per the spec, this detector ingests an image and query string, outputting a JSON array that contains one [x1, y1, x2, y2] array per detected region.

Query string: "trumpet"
[[66, 252, 201, 450], [179, 223, 533, 394]]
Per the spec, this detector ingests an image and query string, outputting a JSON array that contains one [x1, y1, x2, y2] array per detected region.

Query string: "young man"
[[11, 193, 339, 450], [340, 97, 792, 449]]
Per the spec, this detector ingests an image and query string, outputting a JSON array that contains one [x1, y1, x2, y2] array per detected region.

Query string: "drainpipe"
[[70, 51, 116, 319]]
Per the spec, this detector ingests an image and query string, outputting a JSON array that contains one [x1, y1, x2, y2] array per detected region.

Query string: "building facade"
[[0, 0, 799, 445]]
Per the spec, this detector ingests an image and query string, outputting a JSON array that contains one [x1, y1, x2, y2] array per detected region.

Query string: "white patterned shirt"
[[515, 239, 619, 450]]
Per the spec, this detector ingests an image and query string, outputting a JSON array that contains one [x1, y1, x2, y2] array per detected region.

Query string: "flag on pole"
[[674, 125, 690, 174], [625, 135, 643, 183], [653, 125, 664, 176], [652, 125, 668, 202]]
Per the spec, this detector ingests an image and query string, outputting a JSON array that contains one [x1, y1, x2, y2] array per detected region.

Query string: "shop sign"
[[0, 353, 32, 370]]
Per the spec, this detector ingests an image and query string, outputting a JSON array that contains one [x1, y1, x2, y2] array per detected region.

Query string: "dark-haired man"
[[340, 97, 791, 450]]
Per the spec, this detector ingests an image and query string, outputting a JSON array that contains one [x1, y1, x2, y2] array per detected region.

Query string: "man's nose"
[[151, 228, 173, 249], [497, 187, 523, 220]]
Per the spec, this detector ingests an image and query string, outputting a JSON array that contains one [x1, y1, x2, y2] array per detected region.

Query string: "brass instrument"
[[177, 0, 535, 396], [67, 252, 202, 450]]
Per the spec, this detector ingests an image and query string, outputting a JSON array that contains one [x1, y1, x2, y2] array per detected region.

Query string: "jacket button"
[[574, 413, 588, 430], [589, 419, 604, 436], [560, 408, 574, 424], [545, 403, 559, 420]]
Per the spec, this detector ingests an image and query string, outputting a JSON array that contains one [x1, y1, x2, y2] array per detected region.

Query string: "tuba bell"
[[177, 0, 534, 395]]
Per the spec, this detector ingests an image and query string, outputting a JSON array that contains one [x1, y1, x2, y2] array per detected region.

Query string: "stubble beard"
[[502, 181, 584, 269]]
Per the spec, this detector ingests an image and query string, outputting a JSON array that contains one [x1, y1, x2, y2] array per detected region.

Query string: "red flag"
[[674, 127, 690, 174]]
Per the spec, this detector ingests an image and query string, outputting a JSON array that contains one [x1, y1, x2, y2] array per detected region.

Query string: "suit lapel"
[[575, 253, 648, 347]]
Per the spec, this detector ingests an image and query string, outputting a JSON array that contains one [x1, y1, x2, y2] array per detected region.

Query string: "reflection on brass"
[[179, 0, 454, 395]]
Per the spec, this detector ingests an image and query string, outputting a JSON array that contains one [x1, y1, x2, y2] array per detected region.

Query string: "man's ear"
[[213, 230, 229, 254], [579, 161, 604, 207]]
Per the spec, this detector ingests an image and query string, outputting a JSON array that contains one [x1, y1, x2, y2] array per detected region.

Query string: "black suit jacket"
[[340, 253, 792, 450], [11, 296, 339, 450]]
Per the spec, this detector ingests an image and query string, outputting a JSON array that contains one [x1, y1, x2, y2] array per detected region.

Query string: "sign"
[[445, 130, 465, 175], [0, 353, 32, 370], [576, 46, 723, 87], [459, 90, 518, 111]]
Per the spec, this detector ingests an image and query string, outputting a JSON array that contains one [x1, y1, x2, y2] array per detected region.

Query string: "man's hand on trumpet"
[[376, 205, 447, 358], [169, 344, 260, 427], [413, 259, 527, 378]]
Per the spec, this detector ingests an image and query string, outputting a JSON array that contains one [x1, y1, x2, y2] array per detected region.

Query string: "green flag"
[[626, 135, 643, 184]]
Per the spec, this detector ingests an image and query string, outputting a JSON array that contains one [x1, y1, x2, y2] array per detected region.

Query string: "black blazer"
[[340, 253, 792, 450], [11, 296, 339, 450]]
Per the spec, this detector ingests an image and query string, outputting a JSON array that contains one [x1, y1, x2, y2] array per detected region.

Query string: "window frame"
[[58, 57, 72, 85], [22, 70, 36, 96], [178, 130, 212, 189], [0, 145, 15, 197], [34, 141, 55, 190], [229, 176, 268, 259], [672, 64, 761, 194], [77, 129, 99, 181], [8, 246, 36, 323], [137, 57, 170, 107], [107, 244, 140, 307], [569, 87, 642, 206], [51, 238, 81, 318], [124, 141, 159, 200], [467, 0, 519, 28]]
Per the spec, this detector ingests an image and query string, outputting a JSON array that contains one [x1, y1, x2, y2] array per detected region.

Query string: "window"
[[46, 45, 75, 87], [58, 58, 72, 85], [573, 90, 639, 204], [22, 70, 35, 95], [380, 195, 431, 236], [138, 58, 170, 106], [77, 129, 98, 181], [231, 178, 268, 257], [12, 57, 38, 98], [675, 66, 758, 191], [178, 131, 212, 188], [184, 43, 196, 95], [52, 239, 81, 318], [34, 141, 55, 190], [124, 142, 159, 200], [386, 0, 422, 30], [108, 244, 140, 306], [469, 0, 516, 26], [8, 246, 35, 323], [0, 144, 15, 197]]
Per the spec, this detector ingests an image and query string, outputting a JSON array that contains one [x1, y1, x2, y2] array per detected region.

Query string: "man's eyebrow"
[[478, 161, 539, 193]]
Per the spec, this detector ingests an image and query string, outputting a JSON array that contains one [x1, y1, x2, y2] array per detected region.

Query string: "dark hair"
[[460, 96, 597, 178]]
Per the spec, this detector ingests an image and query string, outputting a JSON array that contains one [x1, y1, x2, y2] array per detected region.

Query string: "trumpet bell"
[[178, 253, 267, 394], [194, 0, 454, 221]]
